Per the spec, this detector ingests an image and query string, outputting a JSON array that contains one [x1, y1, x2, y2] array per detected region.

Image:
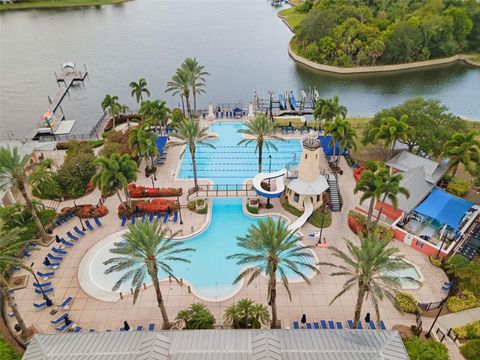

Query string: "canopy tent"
[[319, 135, 348, 157], [156, 136, 168, 155], [414, 188, 474, 230]]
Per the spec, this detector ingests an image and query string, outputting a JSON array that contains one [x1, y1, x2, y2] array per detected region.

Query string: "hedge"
[[246, 204, 259, 215], [461, 339, 480, 360], [447, 290, 480, 313], [454, 320, 480, 340], [446, 177, 470, 197]]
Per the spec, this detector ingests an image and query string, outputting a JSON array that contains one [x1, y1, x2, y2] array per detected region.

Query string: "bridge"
[[187, 184, 258, 201]]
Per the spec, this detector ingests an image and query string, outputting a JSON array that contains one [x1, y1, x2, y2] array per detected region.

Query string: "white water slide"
[[287, 196, 313, 231]]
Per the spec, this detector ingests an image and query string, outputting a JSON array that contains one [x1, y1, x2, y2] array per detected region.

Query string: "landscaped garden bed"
[[61, 204, 109, 219], [128, 183, 182, 198], [187, 199, 208, 215], [280, 197, 331, 228], [348, 210, 393, 238], [118, 199, 178, 217]]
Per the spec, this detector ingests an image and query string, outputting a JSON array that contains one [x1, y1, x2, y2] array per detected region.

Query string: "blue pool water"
[[95, 198, 316, 300], [178, 121, 303, 185]]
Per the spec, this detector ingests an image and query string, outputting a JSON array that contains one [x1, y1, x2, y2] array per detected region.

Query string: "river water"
[[1, 0, 479, 139]]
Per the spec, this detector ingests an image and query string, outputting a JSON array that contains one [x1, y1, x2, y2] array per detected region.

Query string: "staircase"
[[327, 175, 341, 212], [43, 199, 60, 211]]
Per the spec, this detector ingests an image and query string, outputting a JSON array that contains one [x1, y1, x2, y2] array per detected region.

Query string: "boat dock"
[[50, 64, 88, 113], [254, 89, 319, 116]]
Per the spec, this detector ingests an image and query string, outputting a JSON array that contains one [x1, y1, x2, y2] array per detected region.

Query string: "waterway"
[[1, 0, 479, 139]]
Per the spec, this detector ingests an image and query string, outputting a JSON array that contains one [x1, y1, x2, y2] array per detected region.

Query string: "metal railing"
[[187, 184, 257, 201]]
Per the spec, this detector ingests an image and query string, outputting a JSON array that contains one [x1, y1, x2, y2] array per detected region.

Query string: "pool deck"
[[8, 118, 448, 335]]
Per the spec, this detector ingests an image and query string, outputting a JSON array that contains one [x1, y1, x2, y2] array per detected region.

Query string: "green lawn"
[[278, 8, 307, 28], [281, 199, 332, 228], [0, 0, 129, 11]]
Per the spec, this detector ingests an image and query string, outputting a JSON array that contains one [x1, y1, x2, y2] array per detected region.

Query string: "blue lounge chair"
[[141, 213, 146, 223], [347, 320, 354, 329], [74, 226, 86, 236], [61, 239, 74, 247], [37, 271, 54, 279], [52, 247, 68, 255], [380, 321, 387, 330], [33, 302, 48, 309], [94, 217, 103, 227], [33, 282, 52, 289], [59, 297, 73, 309], [357, 321, 364, 329], [68, 213, 75, 219], [336, 322, 343, 329], [47, 253, 63, 262], [66, 232, 79, 241], [306, 323, 312, 329], [120, 215, 127, 227], [293, 321, 299, 329], [56, 321, 74, 332], [148, 323, 156, 331], [163, 211, 170, 223], [35, 287, 54, 295], [44, 262, 60, 269], [23, 250, 31, 257], [51, 313, 68, 324], [131, 213, 136, 225], [313, 322, 320, 329], [136, 325, 143, 331], [368, 321, 376, 330], [85, 220, 95, 231], [149, 212, 154, 223], [73, 326, 82, 333], [173, 211, 178, 223], [320, 320, 328, 329], [328, 321, 335, 329], [55, 220, 62, 227], [156, 212, 162, 221]]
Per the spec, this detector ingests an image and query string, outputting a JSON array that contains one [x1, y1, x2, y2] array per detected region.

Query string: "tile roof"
[[387, 151, 448, 184], [23, 329, 409, 360]]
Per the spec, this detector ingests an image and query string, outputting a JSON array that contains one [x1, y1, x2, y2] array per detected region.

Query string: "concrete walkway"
[[438, 307, 480, 331]]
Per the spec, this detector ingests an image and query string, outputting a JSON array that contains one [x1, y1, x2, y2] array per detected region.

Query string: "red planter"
[[128, 183, 182, 198]]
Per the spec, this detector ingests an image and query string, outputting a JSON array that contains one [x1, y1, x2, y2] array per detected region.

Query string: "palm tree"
[[227, 217, 318, 329], [104, 221, 195, 329], [167, 118, 215, 191], [166, 68, 192, 117], [313, 96, 347, 125], [0, 147, 49, 241], [175, 303, 215, 330], [128, 126, 159, 169], [443, 130, 480, 177], [324, 117, 356, 165], [224, 298, 270, 329], [353, 166, 388, 230], [91, 153, 137, 207], [129, 78, 150, 104], [318, 232, 412, 328], [101, 94, 121, 129], [371, 115, 412, 160], [181, 58, 209, 114], [237, 115, 283, 173], [139, 100, 170, 130], [0, 220, 33, 341], [374, 172, 410, 226]]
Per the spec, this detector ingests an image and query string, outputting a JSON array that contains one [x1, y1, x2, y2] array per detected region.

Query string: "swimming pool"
[[384, 258, 424, 290], [178, 121, 302, 185], [80, 198, 317, 301]]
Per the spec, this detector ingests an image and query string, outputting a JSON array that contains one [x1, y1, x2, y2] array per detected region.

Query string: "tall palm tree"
[[374, 172, 410, 226], [371, 115, 412, 160], [166, 68, 192, 117], [181, 58, 209, 114], [0, 147, 49, 241], [313, 96, 347, 125], [227, 217, 318, 329], [101, 94, 121, 129], [237, 115, 283, 173], [91, 153, 137, 207], [0, 220, 33, 341], [353, 166, 388, 230], [167, 118, 215, 191], [443, 130, 480, 177], [324, 117, 356, 165], [318, 232, 411, 328], [139, 100, 170, 129], [129, 78, 150, 104], [128, 126, 159, 169], [104, 221, 194, 329], [224, 298, 270, 329]]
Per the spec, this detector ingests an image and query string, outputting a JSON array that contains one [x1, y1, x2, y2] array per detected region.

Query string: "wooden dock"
[[49, 67, 88, 113]]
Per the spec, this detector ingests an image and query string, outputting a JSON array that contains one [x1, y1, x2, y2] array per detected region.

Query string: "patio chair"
[[380, 321, 387, 330], [336, 322, 343, 329], [85, 220, 95, 231], [33, 302, 48, 309], [33, 282, 52, 289], [136, 325, 144, 331], [148, 323, 156, 331], [149, 212, 154, 223], [66, 232, 79, 241], [163, 211, 170, 223], [173, 211, 178, 223], [141, 213, 146, 223], [368, 321, 376, 330], [293, 321, 299, 329], [156, 212, 162, 221], [94, 216, 103, 227], [35, 287, 54, 295], [73, 226, 86, 236], [47, 253, 63, 262], [121, 215, 127, 227], [131, 213, 136, 225], [305, 323, 312, 329], [23, 250, 31, 257], [61, 239, 74, 247], [37, 271, 55, 280], [328, 321, 335, 329], [44, 262, 60, 269], [313, 322, 320, 329], [52, 247, 68, 256], [73, 326, 82, 333], [347, 320, 356, 329], [59, 297, 73, 309], [357, 321, 364, 329], [320, 320, 328, 329], [51, 313, 68, 324], [55, 321, 74, 332]]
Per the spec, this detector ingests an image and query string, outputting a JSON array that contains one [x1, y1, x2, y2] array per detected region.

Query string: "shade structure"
[[319, 135, 348, 157], [414, 188, 474, 230], [156, 136, 168, 155]]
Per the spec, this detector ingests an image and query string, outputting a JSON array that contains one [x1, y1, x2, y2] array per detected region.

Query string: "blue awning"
[[414, 188, 474, 230], [319, 135, 348, 157], [156, 136, 168, 155]]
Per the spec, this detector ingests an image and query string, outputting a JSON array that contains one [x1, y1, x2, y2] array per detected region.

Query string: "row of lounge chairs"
[[87, 323, 158, 333], [121, 210, 179, 227], [55, 213, 75, 227], [293, 319, 387, 330], [278, 127, 323, 135], [50, 312, 80, 332]]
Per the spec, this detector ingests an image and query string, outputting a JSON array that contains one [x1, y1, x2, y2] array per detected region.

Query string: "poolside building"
[[22, 329, 409, 359]]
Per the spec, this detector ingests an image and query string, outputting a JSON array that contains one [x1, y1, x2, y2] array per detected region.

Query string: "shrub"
[[395, 292, 419, 314], [461, 339, 480, 360], [447, 290, 480, 313], [60, 204, 109, 219], [0, 336, 21, 360], [445, 255, 480, 296], [118, 199, 178, 216], [246, 203, 259, 214], [56, 147, 96, 198], [197, 205, 208, 215], [128, 184, 182, 198], [446, 177, 470, 197], [404, 336, 448, 360], [347, 210, 393, 239], [224, 299, 270, 329], [428, 256, 442, 267], [175, 303, 215, 330], [187, 201, 195, 211], [454, 320, 480, 339]]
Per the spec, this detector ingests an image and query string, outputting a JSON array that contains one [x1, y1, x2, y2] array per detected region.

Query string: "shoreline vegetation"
[[279, 0, 480, 74], [0, 0, 130, 11]]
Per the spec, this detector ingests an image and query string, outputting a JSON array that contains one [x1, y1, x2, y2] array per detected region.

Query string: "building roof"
[[287, 176, 329, 195], [387, 167, 434, 213], [22, 329, 409, 360], [386, 151, 448, 184]]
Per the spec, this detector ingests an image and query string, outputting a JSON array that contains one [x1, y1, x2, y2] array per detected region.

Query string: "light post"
[[72, 200, 86, 231], [151, 176, 155, 188], [176, 195, 183, 225], [266, 155, 273, 209], [425, 284, 453, 338], [317, 210, 325, 245], [31, 263, 53, 306]]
